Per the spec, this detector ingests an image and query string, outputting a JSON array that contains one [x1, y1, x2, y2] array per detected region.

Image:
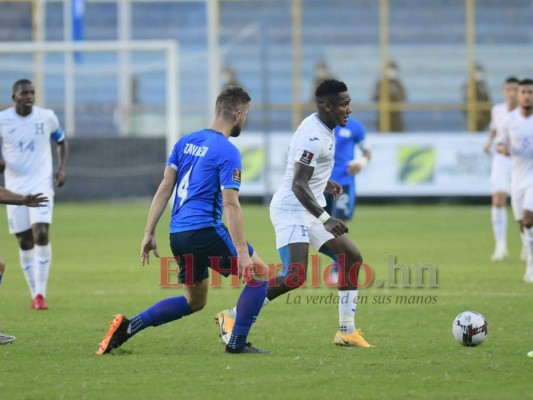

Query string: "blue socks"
[[227, 281, 268, 350], [127, 296, 193, 337]]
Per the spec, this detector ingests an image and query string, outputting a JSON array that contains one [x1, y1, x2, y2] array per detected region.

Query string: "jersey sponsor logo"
[[299, 150, 314, 165], [184, 143, 209, 157], [232, 168, 241, 183], [309, 137, 319, 141]]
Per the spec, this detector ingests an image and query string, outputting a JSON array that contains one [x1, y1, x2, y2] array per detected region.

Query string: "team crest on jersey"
[[300, 150, 314, 165], [232, 168, 241, 183], [35, 123, 45, 135]]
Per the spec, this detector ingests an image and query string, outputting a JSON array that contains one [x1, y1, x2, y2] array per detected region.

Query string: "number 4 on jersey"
[[177, 167, 192, 206]]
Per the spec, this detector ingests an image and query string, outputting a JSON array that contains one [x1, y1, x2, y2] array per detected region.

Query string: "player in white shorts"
[[216, 80, 373, 348], [0, 79, 69, 309], [483, 77, 519, 261], [0, 187, 48, 344], [497, 78, 533, 283]]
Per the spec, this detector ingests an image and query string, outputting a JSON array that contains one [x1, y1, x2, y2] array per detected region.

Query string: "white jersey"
[[498, 108, 533, 191], [271, 113, 335, 211], [0, 106, 64, 194], [490, 102, 514, 135], [489, 102, 513, 193]]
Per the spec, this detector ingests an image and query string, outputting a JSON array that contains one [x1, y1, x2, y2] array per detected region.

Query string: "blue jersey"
[[330, 117, 366, 186], [167, 129, 242, 233]]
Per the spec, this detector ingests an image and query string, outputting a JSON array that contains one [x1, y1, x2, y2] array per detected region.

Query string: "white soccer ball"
[[452, 311, 488, 346]]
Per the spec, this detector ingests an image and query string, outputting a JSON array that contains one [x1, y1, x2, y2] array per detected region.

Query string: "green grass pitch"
[[0, 202, 532, 399]]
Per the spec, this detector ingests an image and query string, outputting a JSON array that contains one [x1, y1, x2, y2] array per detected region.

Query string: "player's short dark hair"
[[505, 76, 519, 84], [215, 85, 251, 117], [12, 79, 33, 93], [519, 78, 533, 86], [315, 79, 348, 100]]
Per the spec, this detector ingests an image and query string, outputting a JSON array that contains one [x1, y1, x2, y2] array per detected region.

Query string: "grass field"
[[1, 202, 532, 400]]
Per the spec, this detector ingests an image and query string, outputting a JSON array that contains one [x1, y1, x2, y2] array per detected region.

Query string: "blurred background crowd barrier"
[[0, 0, 531, 199]]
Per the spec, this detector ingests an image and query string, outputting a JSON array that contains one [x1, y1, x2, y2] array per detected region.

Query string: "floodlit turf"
[[0, 203, 532, 399]]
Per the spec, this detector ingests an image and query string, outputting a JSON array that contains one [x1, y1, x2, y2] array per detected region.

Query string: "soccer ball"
[[452, 311, 488, 346]]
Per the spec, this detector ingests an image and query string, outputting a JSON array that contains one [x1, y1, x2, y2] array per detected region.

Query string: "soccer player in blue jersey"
[[96, 86, 270, 355], [324, 116, 371, 224]]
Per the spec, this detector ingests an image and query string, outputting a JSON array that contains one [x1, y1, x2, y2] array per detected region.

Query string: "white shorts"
[[490, 152, 511, 194], [6, 195, 54, 234], [270, 206, 334, 250], [511, 187, 533, 221]]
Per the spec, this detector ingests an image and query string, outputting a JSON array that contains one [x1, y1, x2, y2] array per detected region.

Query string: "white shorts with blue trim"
[[6, 194, 54, 234], [269, 206, 335, 251]]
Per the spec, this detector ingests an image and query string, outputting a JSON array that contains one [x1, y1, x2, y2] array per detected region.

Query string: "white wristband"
[[318, 211, 330, 223]]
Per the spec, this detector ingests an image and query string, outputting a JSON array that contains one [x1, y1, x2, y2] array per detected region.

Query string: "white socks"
[[19, 248, 36, 298], [523, 228, 533, 276], [338, 289, 358, 334], [34, 244, 52, 297], [18, 244, 52, 298], [491, 206, 507, 250]]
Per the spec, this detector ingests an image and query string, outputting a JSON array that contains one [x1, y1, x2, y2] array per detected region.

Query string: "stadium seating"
[[0, 0, 531, 134]]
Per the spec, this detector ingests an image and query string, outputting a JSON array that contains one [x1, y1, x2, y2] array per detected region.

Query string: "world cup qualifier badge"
[[300, 150, 314, 166], [232, 168, 242, 183]]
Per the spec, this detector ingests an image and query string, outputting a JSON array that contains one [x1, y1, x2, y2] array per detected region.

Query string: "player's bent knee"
[[33, 227, 49, 245], [187, 299, 206, 312]]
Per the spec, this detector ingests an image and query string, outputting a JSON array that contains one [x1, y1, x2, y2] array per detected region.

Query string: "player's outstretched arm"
[[0, 188, 48, 207], [141, 166, 176, 266]]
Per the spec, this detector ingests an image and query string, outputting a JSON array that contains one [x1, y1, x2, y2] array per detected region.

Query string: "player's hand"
[[141, 233, 159, 266], [0, 160, 5, 174], [363, 149, 372, 161], [55, 168, 66, 187], [347, 162, 362, 175], [325, 180, 343, 199], [323, 217, 349, 237], [238, 254, 255, 282], [483, 141, 492, 154], [23, 193, 49, 207], [496, 144, 510, 156]]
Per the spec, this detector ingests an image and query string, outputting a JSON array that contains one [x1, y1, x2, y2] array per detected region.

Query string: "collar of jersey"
[[313, 113, 334, 135], [12, 107, 34, 120], [205, 128, 225, 136]]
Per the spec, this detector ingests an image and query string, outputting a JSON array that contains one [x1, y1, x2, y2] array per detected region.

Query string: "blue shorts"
[[324, 184, 356, 221], [169, 225, 254, 284]]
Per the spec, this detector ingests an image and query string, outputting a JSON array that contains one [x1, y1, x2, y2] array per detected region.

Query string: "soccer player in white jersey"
[[0, 79, 69, 309], [497, 78, 533, 282], [0, 188, 48, 344], [216, 80, 373, 348], [483, 77, 519, 261]]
